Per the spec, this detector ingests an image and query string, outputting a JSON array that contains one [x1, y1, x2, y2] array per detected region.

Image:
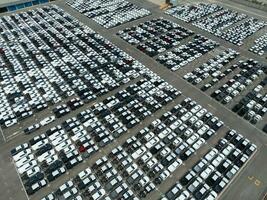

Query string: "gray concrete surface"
[[147, 0, 165, 5], [232, 0, 267, 12], [0, 0, 32, 8]]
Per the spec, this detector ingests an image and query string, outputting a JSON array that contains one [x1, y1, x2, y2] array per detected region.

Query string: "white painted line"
[[10, 131, 20, 137], [262, 192, 267, 200], [7, 131, 20, 138], [207, 104, 217, 111], [216, 148, 258, 200], [6, 131, 23, 141], [13, 161, 30, 200], [0, 126, 6, 142]]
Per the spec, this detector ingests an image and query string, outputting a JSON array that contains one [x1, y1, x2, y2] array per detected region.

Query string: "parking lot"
[[0, 0, 266, 200]]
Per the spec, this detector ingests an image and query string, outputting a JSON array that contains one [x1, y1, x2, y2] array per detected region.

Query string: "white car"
[[196, 108, 207, 118], [192, 138, 205, 150], [37, 149, 55, 162], [63, 187, 78, 199], [205, 149, 219, 161], [131, 146, 147, 159], [145, 137, 160, 149], [169, 120, 182, 130], [51, 135, 68, 146], [13, 149, 32, 162], [146, 158, 157, 168], [167, 159, 183, 173], [32, 139, 49, 151], [186, 133, 199, 145], [58, 180, 74, 193], [226, 165, 239, 179], [28, 179, 47, 194], [205, 191, 217, 200], [18, 160, 37, 174], [222, 143, 235, 156], [41, 194, 55, 200], [211, 153, 225, 167], [125, 163, 138, 175], [200, 165, 215, 180], [11, 143, 29, 156], [197, 125, 209, 136], [177, 190, 190, 200], [40, 115, 55, 126], [91, 188, 106, 200], [191, 105, 202, 113], [25, 166, 41, 178], [71, 130, 87, 142], [55, 140, 72, 152], [77, 167, 92, 180], [62, 144, 76, 154], [15, 154, 34, 168], [172, 137, 183, 147], [49, 129, 65, 141], [159, 169, 170, 181], [24, 124, 41, 134], [5, 118, 18, 128], [181, 112, 193, 122]]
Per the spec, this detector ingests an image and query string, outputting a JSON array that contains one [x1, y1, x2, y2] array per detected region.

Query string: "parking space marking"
[[255, 179, 261, 186], [207, 104, 217, 111], [215, 148, 258, 200], [13, 162, 30, 200], [247, 175, 263, 187], [0, 126, 6, 142], [6, 131, 23, 141], [262, 192, 267, 200]]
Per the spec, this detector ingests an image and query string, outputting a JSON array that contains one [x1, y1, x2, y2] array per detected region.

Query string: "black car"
[[193, 185, 209, 200], [263, 124, 267, 134], [215, 139, 228, 151], [45, 160, 63, 173], [180, 148, 194, 161], [24, 124, 40, 134], [24, 172, 44, 187], [232, 103, 243, 112], [180, 171, 196, 186], [206, 171, 222, 187], [35, 144, 53, 157], [201, 84, 211, 91], [29, 134, 47, 146]]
